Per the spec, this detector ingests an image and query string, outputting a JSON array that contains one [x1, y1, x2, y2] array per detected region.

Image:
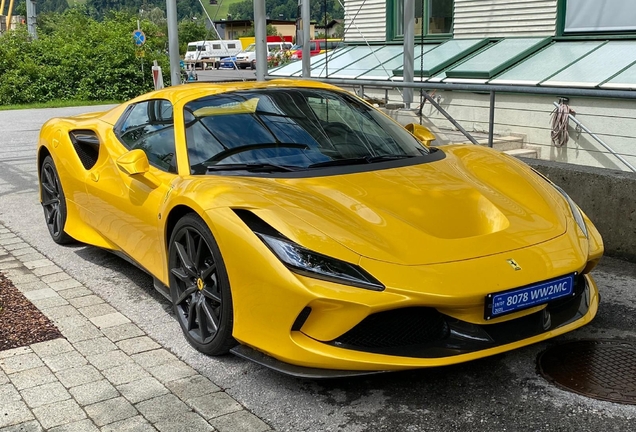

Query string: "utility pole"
[[166, 0, 181, 86], [26, 0, 37, 39], [301, 0, 310, 77], [254, 0, 266, 81]]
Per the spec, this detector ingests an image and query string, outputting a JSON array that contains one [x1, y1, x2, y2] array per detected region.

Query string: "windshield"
[[183, 88, 431, 175], [244, 44, 256, 52]]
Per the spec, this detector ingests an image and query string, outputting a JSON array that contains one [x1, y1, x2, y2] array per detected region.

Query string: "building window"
[[390, 0, 453, 40], [559, 0, 636, 35]]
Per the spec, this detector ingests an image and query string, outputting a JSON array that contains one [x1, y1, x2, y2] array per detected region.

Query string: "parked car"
[[218, 56, 239, 69], [37, 80, 602, 377], [291, 39, 343, 60], [235, 42, 292, 69]]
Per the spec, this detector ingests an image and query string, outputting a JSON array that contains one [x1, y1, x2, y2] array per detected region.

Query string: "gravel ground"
[[0, 272, 62, 351]]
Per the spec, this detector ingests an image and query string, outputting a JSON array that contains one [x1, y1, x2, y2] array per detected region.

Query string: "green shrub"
[[0, 8, 171, 105]]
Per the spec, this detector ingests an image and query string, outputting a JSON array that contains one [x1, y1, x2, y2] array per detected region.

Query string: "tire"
[[39, 155, 74, 244], [168, 214, 235, 355]]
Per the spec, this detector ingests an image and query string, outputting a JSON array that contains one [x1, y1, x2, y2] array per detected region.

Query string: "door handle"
[[90, 171, 100, 182]]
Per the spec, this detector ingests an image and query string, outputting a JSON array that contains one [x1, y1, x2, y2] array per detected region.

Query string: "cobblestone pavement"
[[0, 225, 272, 432]]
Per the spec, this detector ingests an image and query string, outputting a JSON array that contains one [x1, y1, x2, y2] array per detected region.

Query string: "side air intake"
[[69, 130, 100, 170]]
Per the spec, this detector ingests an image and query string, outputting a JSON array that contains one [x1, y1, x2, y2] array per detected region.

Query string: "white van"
[[235, 42, 292, 69], [184, 40, 242, 63]]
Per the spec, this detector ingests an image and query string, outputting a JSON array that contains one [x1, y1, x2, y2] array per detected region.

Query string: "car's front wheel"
[[168, 214, 235, 355], [39, 155, 74, 244]]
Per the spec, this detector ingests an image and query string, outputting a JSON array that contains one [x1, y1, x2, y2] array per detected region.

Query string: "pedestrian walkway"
[[0, 224, 272, 432]]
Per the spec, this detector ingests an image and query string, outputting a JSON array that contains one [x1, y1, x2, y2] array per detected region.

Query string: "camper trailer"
[[184, 40, 242, 68]]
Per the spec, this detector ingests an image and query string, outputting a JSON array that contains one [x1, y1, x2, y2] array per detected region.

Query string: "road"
[[1, 105, 636, 431]]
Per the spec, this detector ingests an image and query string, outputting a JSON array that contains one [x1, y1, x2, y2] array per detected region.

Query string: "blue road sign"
[[133, 30, 146, 46]]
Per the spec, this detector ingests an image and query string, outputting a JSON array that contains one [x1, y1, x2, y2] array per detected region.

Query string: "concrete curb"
[[0, 225, 273, 432], [522, 157, 636, 263]]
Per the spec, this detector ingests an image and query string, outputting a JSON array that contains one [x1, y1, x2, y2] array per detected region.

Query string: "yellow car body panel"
[[37, 79, 603, 373]]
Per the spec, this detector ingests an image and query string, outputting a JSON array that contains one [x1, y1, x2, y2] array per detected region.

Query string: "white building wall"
[[453, 0, 558, 38], [343, 0, 386, 42]]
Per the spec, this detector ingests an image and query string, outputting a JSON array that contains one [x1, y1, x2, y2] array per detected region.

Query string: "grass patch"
[[0, 100, 120, 111], [202, 0, 246, 23]]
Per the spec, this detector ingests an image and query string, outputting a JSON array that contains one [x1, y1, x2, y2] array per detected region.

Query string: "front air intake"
[[331, 307, 449, 350]]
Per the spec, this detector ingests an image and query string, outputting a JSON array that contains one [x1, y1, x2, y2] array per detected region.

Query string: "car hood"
[[218, 146, 567, 266]]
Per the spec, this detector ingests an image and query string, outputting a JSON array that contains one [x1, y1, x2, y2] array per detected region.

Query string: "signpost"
[[133, 21, 146, 74]]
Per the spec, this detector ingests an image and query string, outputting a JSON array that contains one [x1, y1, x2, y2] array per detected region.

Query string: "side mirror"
[[116, 149, 150, 176], [405, 123, 436, 147]]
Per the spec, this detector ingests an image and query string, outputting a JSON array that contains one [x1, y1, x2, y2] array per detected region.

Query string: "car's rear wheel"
[[168, 214, 235, 355], [40, 155, 74, 244]]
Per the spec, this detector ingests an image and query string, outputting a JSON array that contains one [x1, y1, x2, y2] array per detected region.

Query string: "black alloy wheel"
[[40, 156, 74, 244], [168, 214, 235, 355]]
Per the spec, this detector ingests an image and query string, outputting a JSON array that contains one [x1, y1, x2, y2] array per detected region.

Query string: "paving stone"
[[102, 363, 149, 386], [8, 366, 57, 391], [0, 401, 34, 429], [10, 247, 38, 257], [30, 296, 69, 310], [146, 360, 197, 383], [23, 288, 58, 301], [21, 382, 71, 408], [30, 339, 73, 358], [210, 410, 271, 432], [22, 258, 53, 270], [57, 288, 92, 300], [68, 296, 103, 309], [130, 349, 179, 370], [32, 265, 63, 277], [69, 379, 118, 406], [1, 273, 38, 286], [78, 303, 117, 319], [0, 260, 22, 269], [55, 365, 102, 388], [84, 397, 137, 427], [155, 412, 214, 432], [72, 338, 117, 357], [47, 280, 82, 293], [0, 420, 43, 432], [54, 317, 102, 343], [0, 237, 23, 246], [0, 353, 44, 374], [100, 415, 156, 432], [116, 337, 160, 355], [86, 350, 133, 371], [0, 370, 8, 385], [117, 377, 169, 404], [39, 273, 72, 284], [101, 323, 144, 343], [42, 351, 87, 373], [4, 243, 30, 251], [15, 253, 46, 264], [31, 399, 86, 429], [42, 305, 80, 321], [0, 383, 21, 402], [165, 375, 220, 401], [48, 419, 99, 432], [135, 394, 190, 423], [12, 279, 54, 294], [90, 312, 131, 329], [0, 347, 32, 360], [186, 392, 242, 420]]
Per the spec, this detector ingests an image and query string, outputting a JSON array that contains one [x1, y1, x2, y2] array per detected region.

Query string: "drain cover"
[[537, 339, 636, 405]]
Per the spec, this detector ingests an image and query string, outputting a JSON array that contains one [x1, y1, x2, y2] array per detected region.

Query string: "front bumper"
[[234, 274, 598, 375]]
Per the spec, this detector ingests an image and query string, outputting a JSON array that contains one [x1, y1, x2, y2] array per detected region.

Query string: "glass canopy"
[[543, 41, 636, 88], [446, 38, 550, 82], [491, 41, 605, 86]]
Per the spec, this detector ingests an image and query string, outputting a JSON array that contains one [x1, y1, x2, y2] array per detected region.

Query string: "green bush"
[[0, 8, 171, 105]]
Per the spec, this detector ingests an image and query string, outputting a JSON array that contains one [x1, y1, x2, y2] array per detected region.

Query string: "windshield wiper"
[[206, 163, 299, 173], [308, 154, 414, 169]]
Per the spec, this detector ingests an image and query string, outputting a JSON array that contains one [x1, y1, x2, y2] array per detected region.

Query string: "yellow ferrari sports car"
[[37, 80, 603, 378]]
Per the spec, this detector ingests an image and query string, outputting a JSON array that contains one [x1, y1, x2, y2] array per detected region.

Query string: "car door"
[[85, 99, 178, 279]]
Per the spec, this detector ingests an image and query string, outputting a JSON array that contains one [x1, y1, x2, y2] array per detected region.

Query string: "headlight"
[[256, 233, 384, 291], [553, 184, 588, 238]]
